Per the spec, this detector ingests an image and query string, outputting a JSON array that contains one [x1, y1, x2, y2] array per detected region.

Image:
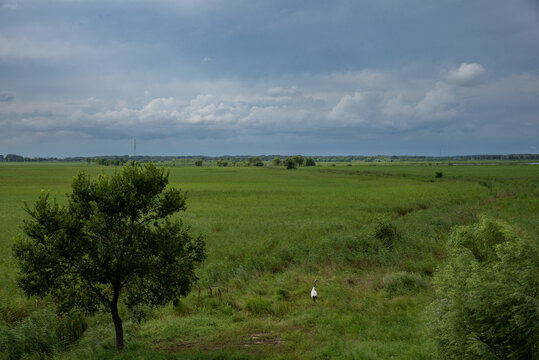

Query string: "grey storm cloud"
[[0, 69, 468, 143], [0, 92, 14, 102]]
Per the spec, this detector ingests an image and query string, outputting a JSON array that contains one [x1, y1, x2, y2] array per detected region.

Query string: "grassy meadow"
[[0, 161, 537, 359]]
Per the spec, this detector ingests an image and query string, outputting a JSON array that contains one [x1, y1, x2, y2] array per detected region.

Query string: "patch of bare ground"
[[154, 333, 284, 354], [242, 333, 284, 347]]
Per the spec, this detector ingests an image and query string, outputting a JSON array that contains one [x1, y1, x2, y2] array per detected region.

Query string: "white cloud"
[[266, 86, 300, 97], [202, 57, 213, 62], [415, 82, 458, 119], [442, 63, 488, 86], [328, 82, 459, 130], [327, 92, 378, 125], [2, 67, 537, 149]]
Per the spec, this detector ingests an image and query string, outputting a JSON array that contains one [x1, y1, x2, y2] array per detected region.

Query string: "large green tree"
[[13, 163, 205, 351]]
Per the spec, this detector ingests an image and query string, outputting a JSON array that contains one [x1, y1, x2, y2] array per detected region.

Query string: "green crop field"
[[1, 162, 538, 359]]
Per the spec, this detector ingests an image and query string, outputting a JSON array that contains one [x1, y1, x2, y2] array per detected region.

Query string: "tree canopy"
[[13, 163, 205, 351]]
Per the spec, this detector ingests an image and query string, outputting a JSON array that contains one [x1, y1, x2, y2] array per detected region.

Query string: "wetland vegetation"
[[0, 160, 537, 359]]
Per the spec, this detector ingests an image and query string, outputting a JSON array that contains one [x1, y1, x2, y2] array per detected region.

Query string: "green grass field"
[[1, 162, 537, 359]]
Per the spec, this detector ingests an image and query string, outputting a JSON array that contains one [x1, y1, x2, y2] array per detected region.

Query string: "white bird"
[[311, 279, 318, 303]]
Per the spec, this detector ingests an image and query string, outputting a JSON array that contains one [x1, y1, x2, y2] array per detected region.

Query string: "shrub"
[[381, 272, 427, 297], [372, 216, 398, 249], [216, 159, 228, 167], [272, 157, 281, 166], [435, 172, 443, 178], [430, 217, 539, 359], [305, 158, 316, 166], [194, 159, 203, 167], [0, 309, 87, 359], [248, 156, 264, 167], [291, 155, 304, 166], [283, 158, 296, 169]]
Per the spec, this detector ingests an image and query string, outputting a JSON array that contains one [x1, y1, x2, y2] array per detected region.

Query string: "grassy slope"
[[0, 162, 537, 359]]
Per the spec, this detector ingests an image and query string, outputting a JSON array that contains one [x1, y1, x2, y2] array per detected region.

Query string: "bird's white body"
[[311, 279, 318, 303]]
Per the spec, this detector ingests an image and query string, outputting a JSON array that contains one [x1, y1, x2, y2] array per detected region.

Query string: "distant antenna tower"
[[133, 138, 136, 157]]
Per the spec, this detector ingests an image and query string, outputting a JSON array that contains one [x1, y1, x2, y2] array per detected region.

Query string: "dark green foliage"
[[435, 172, 443, 178], [271, 157, 281, 166], [430, 217, 539, 359], [291, 155, 304, 166], [12, 163, 205, 351], [305, 158, 316, 166], [92, 157, 128, 166], [216, 159, 228, 167], [283, 158, 296, 169], [194, 159, 203, 167], [0, 309, 87, 359], [381, 272, 427, 297], [373, 216, 398, 249], [248, 156, 264, 167]]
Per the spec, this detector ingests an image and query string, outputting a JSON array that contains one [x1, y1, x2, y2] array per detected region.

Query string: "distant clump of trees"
[[429, 217, 538, 359], [279, 155, 316, 169], [248, 156, 264, 166], [283, 158, 297, 169], [89, 157, 128, 166], [216, 159, 229, 167]]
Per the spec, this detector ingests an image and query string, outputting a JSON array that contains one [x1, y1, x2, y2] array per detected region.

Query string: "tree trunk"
[[110, 290, 124, 351]]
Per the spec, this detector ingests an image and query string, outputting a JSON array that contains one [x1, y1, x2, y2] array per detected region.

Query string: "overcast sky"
[[1, 0, 538, 157]]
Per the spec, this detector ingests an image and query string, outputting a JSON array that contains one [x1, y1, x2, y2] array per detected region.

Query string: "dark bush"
[[373, 216, 398, 249], [283, 158, 296, 169], [0, 309, 87, 359], [430, 217, 539, 359], [248, 157, 264, 167], [272, 157, 281, 166], [291, 155, 304, 166], [305, 158, 316, 166]]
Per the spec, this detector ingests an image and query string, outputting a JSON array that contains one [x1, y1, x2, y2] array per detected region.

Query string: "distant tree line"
[[88, 157, 129, 166], [1, 153, 538, 163]]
